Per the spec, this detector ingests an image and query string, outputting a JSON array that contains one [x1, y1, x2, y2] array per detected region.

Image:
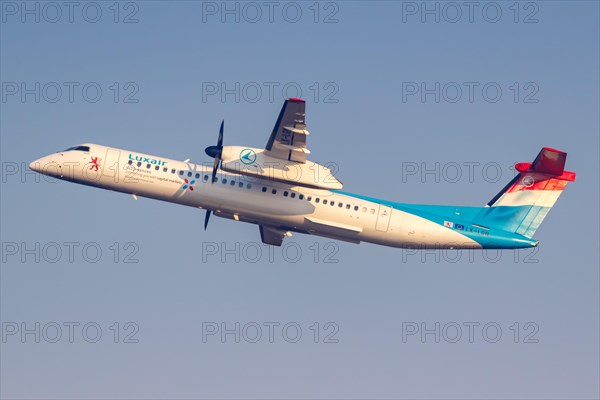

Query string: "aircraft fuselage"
[[30, 143, 539, 250]]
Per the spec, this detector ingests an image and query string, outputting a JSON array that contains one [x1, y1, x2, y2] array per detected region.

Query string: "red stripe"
[[514, 163, 576, 181], [507, 176, 568, 193]]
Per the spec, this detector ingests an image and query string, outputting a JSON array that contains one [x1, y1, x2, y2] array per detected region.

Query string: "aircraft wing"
[[259, 225, 287, 246], [265, 98, 310, 163]]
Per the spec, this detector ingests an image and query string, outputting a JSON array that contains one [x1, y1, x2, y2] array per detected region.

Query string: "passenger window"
[[146, 164, 151, 169], [163, 167, 168, 172], [188, 172, 192, 177], [272, 189, 277, 194], [354, 206, 359, 211], [323, 200, 327, 205], [370, 208, 375, 214], [155, 166, 159, 171], [128, 160, 132, 165], [204, 175, 209, 181], [239, 182, 244, 188], [346, 204, 351, 209], [246, 183, 252, 189], [307, 196, 312, 201], [262, 187, 267, 192], [299, 194, 304, 200], [195, 173, 200, 179], [362, 207, 367, 213], [222, 178, 227, 184], [230, 180, 235, 186], [283, 191, 288, 197], [172, 169, 176, 174], [179, 171, 184, 176], [291, 193, 296, 198], [338, 202, 343, 208], [316, 198, 320, 203], [330, 202, 335, 206], [137, 162, 142, 167]]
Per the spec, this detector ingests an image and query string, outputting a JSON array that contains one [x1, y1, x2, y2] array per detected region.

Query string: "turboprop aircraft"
[[30, 98, 576, 249]]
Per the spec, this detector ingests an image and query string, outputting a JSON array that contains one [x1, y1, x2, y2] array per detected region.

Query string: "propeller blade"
[[218, 120, 224, 147], [211, 155, 220, 184], [205, 120, 225, 184], [204, 209, 212, 230]]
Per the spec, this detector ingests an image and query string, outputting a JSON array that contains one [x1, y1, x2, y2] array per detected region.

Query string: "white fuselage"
[[30, 144, 482, 249]]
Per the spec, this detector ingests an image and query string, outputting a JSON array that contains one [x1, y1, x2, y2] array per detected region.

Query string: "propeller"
[[203, 120, 224, 229], [205, 120, 224, 184]]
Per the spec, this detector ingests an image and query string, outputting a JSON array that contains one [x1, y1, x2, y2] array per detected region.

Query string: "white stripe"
[[494, 190, 562, 207]]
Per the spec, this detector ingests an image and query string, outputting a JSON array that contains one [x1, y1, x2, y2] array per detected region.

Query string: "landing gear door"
[[102, 148, 121, 182], [375, 205, 392, 232]]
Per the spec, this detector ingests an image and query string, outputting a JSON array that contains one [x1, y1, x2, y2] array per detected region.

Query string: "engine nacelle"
[[219, 146, 343, 190]]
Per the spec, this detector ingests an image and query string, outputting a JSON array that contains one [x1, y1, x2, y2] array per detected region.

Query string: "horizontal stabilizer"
[[531, 147, 567, 176], [514, 147, 576, 181]]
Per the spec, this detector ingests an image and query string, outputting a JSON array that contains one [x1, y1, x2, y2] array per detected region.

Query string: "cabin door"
[[375, 205, 392, 232]]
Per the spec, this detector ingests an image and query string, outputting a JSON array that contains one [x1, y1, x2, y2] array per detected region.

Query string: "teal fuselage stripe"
[[333, 190, 541, 248]]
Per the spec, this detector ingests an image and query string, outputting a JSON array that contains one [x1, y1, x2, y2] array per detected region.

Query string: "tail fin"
[[475, 147, 576, 238]]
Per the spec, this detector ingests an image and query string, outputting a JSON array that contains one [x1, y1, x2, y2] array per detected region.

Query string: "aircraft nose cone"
[[205, 145, 222, 158], [29, 160, 40, 172]]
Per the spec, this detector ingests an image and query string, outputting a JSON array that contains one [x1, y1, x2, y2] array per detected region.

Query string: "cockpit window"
[[63, 146, 90, 152]]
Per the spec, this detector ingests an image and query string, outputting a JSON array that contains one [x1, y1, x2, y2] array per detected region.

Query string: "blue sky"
[[1, 1, 599, 399]]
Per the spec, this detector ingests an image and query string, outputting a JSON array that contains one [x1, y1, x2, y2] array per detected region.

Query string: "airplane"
[[29, 98, 576, 249]]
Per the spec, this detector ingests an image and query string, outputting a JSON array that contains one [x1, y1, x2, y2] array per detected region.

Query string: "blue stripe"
[[333, 190, 539, 248]]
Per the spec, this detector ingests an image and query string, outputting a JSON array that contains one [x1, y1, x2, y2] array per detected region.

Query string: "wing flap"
[[305, 217, 363, 233]]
